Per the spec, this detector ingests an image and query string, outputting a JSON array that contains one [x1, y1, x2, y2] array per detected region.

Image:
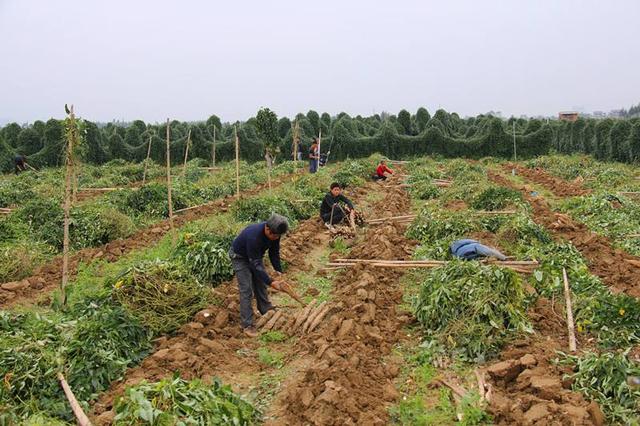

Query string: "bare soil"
[[506, 164, 591, 198]]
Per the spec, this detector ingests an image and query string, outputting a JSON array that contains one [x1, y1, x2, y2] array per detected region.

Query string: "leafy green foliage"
[[119, 183, 189, 218], [470, 186, 522, 211], [412, 261, 532, 362], [560, 194, 640, 256], [174, 232, 233, 286], [559, 351, 640, 424], [0, 301, 151, 421], [114, 375, 259, 425], [110, 260, 214, 335]]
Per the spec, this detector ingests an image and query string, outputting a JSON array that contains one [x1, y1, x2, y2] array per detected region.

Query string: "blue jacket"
[[231, 222, 282, 284], [450, 239, 506, 261]]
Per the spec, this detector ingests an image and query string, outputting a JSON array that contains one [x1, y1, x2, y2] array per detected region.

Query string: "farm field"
[[1, 153, 639, 425]]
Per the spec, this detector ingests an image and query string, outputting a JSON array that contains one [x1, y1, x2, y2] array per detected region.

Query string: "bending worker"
[[320, 182, 356, 225], [372, 159, 394, 181], [229, 214, 290, 337]]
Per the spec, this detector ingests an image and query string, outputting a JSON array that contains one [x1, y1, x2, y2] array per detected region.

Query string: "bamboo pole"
[[235, 125, 240, 198], [182, 129, 192, 178], [61, 104, 77, 306], [292, 120, 297, 162], [71, 162, 78, 203], [562, 268, 577, 352], [317, 128, 322, 171], [77, 187, 119, 192], [165, 119, 175, 242], [57, 373, 93, 426], [142, 135, 152, 185], [211, 126, 216, 167]]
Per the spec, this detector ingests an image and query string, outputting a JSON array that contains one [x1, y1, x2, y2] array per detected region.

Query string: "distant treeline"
[[1, 108, 639, 172]]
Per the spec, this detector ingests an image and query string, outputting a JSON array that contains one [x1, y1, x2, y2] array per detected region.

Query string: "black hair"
[[330, 182, 341, 190]]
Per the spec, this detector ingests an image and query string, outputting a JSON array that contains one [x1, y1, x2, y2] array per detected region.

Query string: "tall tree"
[[397, 109, 412, 135], [255, 107, 280, 168], [415, 107, 431, 133]]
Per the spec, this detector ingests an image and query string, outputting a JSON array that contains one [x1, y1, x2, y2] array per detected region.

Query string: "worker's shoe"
[[243, 326, 259, 338]]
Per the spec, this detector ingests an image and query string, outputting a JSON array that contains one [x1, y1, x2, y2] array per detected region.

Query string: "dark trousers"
[[229, 250, 273, 328], [321, 208, 346, 225], [372, 174, 387, 181], [309, 159, 318, 173]]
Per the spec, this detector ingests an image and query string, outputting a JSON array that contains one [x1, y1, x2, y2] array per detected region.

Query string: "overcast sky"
[[1, 0, 638, 124]]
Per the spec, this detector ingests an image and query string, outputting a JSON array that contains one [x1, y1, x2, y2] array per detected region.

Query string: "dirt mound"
[[489, 171, 640, 298], [484, 335, 603, 426], [269, 187, 415, 425], [506, 164, 590, 198], [0, 173, 297, 309]]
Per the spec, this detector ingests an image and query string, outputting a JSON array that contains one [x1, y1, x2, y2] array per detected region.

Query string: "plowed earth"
[[506, 164, 590, 197], [91, 176, 415, 425]]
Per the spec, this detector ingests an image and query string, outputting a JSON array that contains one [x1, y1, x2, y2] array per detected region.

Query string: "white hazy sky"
[[1, 0, 639, 124]]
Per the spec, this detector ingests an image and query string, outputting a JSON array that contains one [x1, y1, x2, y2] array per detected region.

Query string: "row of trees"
[[1, 108, 639, 172]]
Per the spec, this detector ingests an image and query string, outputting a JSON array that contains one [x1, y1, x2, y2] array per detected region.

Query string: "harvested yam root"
[[257, 299, 333, 335]]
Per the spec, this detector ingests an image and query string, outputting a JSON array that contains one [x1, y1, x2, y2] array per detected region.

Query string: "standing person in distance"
[[309, 138, 319, 173], [229, 214, 290, 338]]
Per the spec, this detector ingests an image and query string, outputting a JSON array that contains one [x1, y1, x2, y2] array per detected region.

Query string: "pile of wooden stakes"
[[366, 211, 517, 226], [326, 258, 539, 274], [0, 208, 13, 215]]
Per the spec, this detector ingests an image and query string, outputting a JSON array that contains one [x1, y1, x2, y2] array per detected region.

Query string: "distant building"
[[558, 111, 579, 122]]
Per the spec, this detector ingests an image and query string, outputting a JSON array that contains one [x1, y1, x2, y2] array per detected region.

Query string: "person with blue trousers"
[[450, 239, 507, 261], [309, 139, 319, 173]]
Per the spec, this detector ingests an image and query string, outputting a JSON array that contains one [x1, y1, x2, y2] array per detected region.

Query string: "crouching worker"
[[229, 214, 290, 337], [320, 182, 356, 225], [450, 239, 506, 261], [372, 159, 394, 181]]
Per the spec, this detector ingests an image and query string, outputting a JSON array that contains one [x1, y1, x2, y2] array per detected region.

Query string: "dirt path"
[[0, 172, 298, 309], [506, 163, 590, 197], [489, 170, 640, 298], [266, 185, 414, 425]]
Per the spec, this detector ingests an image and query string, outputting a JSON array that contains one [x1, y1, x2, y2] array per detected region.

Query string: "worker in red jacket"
[[372, 160, 394, 181]]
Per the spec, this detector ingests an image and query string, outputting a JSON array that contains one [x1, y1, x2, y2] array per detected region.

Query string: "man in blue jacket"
[[229, 214, 289, 337]]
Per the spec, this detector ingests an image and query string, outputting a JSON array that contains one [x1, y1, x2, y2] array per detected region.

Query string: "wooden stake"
[[235, 125, 240, 198], [61, 104, 77, 306], [71, 162, 78, 203], [317, 128, 322, 171], [182, 129, 192, 178], [142, 135, 152, 185], [58, 373, 93, 426], [211, 126, 216, 167], [165, 119, 175, 243], [292, 120, 297, 162], [562, 267, 577, 352], [475, 369, 487, 402]]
